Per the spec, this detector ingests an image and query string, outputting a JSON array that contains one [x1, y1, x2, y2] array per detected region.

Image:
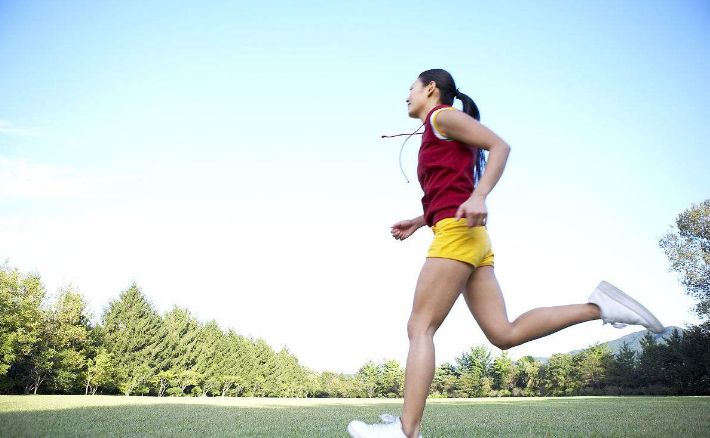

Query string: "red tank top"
[[417, 104, 476, 227]]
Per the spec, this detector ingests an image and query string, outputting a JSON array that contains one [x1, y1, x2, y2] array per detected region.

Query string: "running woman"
[[346, 69, 664, 438]]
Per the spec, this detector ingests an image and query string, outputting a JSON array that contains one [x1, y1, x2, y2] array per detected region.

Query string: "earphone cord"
[[381, 122, 424, 183]]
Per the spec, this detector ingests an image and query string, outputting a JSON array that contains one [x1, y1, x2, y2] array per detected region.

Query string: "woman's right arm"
[[391, 215, 426, 240]]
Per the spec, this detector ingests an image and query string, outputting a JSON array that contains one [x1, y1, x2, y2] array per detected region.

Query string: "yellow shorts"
[[427, 217, 495, 268]]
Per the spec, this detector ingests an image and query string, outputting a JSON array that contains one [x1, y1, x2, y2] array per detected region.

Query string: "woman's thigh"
[[409, 257, 474, 335], [463, 266, 511, 338]]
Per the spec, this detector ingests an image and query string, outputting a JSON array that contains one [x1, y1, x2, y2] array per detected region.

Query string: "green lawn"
[[1, 395, 708, 437]]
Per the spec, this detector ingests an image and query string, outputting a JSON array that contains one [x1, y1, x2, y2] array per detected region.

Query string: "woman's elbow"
[[493, 141, 511, 155]]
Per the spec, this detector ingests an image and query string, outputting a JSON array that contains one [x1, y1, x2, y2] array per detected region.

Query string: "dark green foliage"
[[574, 343, 613, 393], [541, 353, 576, 396], [454, 345, 493, 397], [99, 283, 164, 396], [606, 342, 639, 392], [680, 322, 710, 394], [0, 262, 708, 397], [430, 362, 460, 397], [513, 355, 541, 396]]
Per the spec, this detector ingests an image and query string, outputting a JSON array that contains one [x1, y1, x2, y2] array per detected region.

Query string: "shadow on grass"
[[0, 402, 395, 438]]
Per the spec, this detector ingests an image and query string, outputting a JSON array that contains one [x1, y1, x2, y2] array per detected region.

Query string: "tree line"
[[2, 198, 708, 397], [1, 262, 708, 398]]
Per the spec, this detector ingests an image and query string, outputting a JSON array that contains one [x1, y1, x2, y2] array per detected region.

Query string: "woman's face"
[[407, 78, 430, 118]]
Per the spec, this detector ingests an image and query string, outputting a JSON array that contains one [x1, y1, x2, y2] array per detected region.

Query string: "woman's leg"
[[400, 257, 475, 438], [463, 266, 601, 350]]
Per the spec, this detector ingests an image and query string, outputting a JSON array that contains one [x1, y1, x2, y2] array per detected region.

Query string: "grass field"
[[1, 395, 708, 437]]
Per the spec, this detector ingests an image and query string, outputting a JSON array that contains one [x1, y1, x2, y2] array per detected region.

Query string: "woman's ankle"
[[400, 415, 420, 438], [587, 302, 601, 319]]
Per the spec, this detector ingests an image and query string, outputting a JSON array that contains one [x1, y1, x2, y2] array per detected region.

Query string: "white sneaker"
[[347, 414, 421, 438], [588, 281, 664, 333]]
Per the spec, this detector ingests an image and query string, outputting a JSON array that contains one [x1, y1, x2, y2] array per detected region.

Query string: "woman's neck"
[[418, 101, 442, 123]]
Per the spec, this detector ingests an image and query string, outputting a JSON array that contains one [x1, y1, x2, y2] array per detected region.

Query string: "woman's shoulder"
[[429, 105, 458, 140]]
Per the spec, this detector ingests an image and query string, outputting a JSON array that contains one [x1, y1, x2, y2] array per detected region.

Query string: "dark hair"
[[418, 68, 486, 185]]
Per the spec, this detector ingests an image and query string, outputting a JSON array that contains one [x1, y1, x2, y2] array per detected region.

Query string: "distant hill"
[[532, 326, 685, 364]]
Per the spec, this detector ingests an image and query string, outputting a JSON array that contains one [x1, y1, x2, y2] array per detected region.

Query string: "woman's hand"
[[455, 194, 488, 227], [391, 216, 424, 241]]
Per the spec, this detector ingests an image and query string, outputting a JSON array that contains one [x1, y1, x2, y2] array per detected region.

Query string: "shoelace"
[[603, 320, 628, 329], [380, 414, 398, 424]]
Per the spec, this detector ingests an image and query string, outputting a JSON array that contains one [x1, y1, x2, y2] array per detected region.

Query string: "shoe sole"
[[347, 422, 418, 438], [598, 281, 664, 333], [346, 423, 364, 438]]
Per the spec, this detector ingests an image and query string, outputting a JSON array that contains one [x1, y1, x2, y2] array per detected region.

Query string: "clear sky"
[[1, 1, 709, 374]]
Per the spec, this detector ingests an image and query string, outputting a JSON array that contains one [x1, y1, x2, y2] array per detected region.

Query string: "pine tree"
[[192, 320, 224, 396], [100, 283, 164, 395], [679, 321, 710, 394], [663, 328, 686, 394], [250, 338, 276, 397], [232, 333, 259, 396], [607, 342, 638, 392], [158, 307, 200, 372], [638, 331, 665, 392]]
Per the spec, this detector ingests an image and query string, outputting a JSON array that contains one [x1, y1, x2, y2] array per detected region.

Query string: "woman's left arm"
[[436, 110, 511, 227]]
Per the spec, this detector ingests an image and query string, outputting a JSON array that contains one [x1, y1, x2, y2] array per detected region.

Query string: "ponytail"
[[455, 90, 480, 121]]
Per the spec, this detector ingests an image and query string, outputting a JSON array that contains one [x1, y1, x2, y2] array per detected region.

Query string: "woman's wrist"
[[415, 215, 426, 228]]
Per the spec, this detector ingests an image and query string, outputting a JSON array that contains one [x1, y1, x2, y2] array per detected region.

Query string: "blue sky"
[[1, 1, 709, 373]]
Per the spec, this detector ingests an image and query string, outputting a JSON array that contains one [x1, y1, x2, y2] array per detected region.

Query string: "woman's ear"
[[426, 81, 437, 98]]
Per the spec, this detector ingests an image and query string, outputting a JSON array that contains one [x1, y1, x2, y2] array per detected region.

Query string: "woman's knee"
[[407, 316, 438, 341], [485, 329, 517, 350]]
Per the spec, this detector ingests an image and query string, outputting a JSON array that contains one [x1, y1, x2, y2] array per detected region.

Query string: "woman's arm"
[[391, 215, 426, 240], [435, 110, 511, 226]]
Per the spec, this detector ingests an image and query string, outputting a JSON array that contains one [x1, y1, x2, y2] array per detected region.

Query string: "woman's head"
[[407, 69, 480, 122]]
